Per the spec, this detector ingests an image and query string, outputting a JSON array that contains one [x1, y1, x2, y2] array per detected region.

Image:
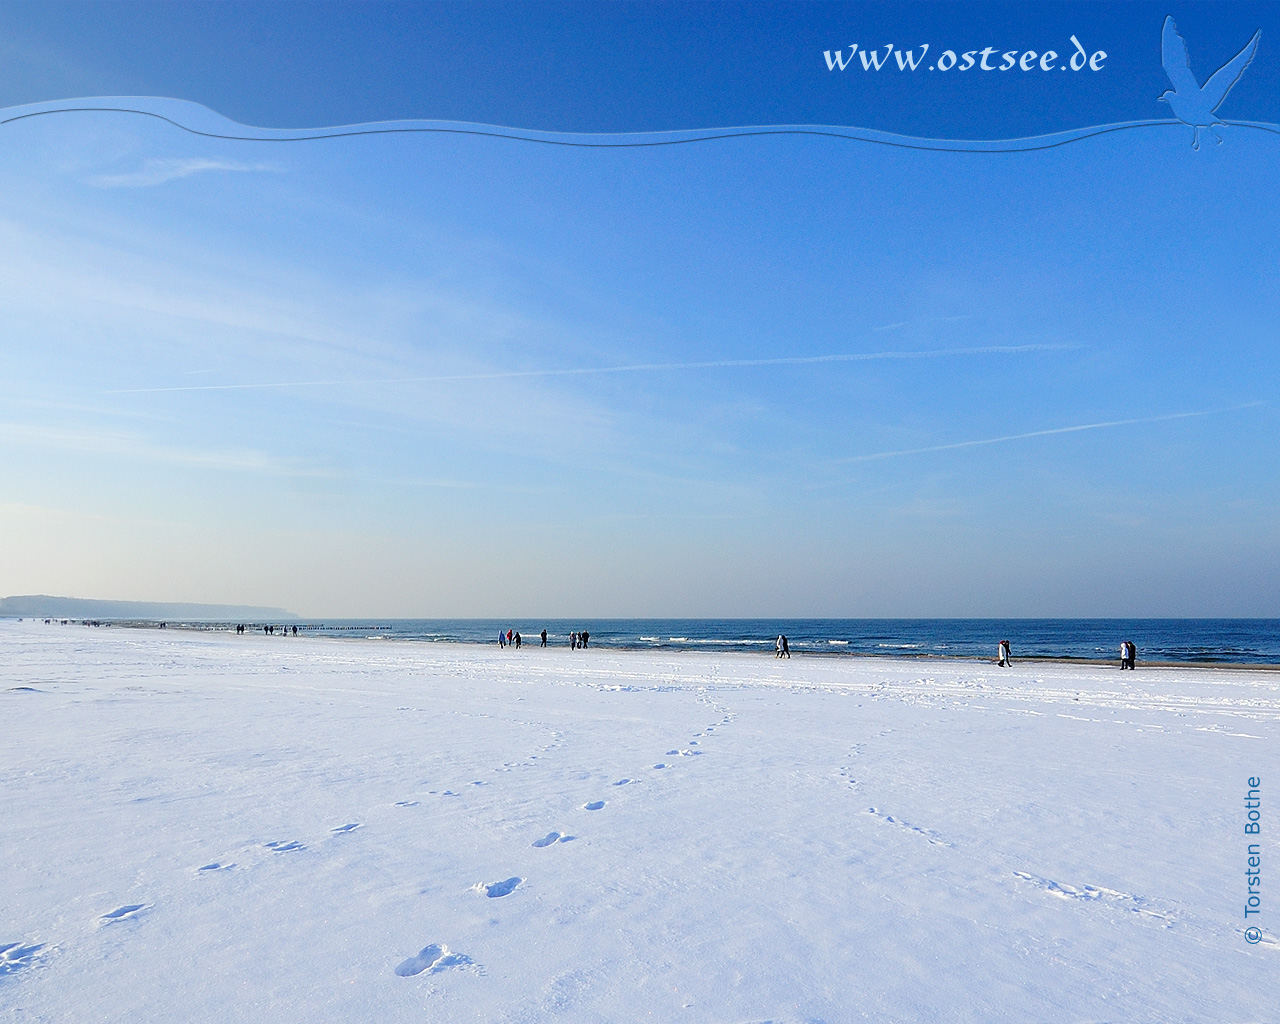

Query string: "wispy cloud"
[[873, 314, 972, 332], [90, 158, 280, 188], [0, 422, 331, 477], [835, 404, 1265, 464], [103, 344, 1074, 395]]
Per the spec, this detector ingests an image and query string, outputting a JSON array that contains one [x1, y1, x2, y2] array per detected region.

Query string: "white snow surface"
[[3, 619, 1278, 1022]]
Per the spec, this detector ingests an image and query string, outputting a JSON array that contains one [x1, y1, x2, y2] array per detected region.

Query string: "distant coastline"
[[0, 594, 296, 621]]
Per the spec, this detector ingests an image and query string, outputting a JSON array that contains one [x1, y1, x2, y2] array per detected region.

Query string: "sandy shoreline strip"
[[17, 617, 1279, 674]]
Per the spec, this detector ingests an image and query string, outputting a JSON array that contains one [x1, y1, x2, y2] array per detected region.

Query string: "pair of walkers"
[[775, 634, 790, 658], [996, 638, 1138, 669]]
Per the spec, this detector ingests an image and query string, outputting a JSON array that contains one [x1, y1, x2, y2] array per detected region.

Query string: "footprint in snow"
[[100, 905, 147, 924], [584, 801, 605, 811], [0, 942, 45, 975], [198, 862, 234, 872], [395, 800, 419, 807], [331, 823, 360, 834], [612, 778, 635, 786], [395, 943, 475, 977], [476, 877, 522, 898], [532, 831, 575, 847], [652, 763, 669, 770], [264, 841, 306, 852]]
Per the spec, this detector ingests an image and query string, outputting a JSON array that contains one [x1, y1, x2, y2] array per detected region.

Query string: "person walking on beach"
[[1120, 640, 1130, 669], [507, 628, 513, 647], [998, 640, 1012, 667], [540, 629, 547, 647], [581, 630, 589, 648], [515, 631, 521, 649], [775, 635, 783, 658], [781, 635, 790, 658], [570, 631, 578, 650], [498, 629, 505, 648], [1124, 641, 1137, 670]]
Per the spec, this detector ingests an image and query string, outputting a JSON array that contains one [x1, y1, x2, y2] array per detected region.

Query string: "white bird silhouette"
[[1159, 16, 1261, 150]]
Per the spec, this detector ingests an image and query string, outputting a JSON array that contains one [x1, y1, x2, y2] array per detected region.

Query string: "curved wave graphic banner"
[[3, 97, 1279, 153]]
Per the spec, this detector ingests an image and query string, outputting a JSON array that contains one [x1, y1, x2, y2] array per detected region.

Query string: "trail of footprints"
[[1012, 870, 1175, 925], [6, 707, 739, 989], [847, 741, 1177, 930], [865, 807, 954, 848], [393, 707, 735, 981]]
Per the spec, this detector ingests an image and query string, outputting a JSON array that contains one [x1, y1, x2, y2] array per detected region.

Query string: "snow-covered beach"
[[3, 618, 1277, 1022]]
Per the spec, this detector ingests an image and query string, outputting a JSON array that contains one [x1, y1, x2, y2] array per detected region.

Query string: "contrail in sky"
[[837, 403, 1265, 463], [103, 343, 1071, 395]]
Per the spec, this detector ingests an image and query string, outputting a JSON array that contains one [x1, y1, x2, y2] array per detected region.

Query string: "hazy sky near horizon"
[[1, 2, 1277, 617]]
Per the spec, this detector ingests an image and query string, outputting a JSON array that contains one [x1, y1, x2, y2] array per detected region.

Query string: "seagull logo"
[[1159, 16, 1261, 149]]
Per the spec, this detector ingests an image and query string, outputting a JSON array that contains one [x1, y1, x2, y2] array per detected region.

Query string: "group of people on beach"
[[498, 628, 589, 649], [237, 624, 295, 636]]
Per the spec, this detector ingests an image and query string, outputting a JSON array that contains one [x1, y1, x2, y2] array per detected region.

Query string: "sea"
[[177, 618, 1280, 666]]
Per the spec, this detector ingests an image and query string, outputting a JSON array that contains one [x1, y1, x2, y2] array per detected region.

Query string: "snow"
[[2, 619, 1278, 1022]]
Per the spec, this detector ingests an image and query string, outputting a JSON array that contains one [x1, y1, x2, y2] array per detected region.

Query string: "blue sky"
[[0, 2, 1277, 616]]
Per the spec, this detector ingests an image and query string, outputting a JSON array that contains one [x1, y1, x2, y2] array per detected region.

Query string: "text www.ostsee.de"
[[823, 36, 1106, 73]]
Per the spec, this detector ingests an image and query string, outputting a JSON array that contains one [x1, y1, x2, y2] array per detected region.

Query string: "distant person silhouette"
[[776, 635, 783, 658], [998, 640, 1012, 667], [498, 629, 505, 648], [540, 629, 547, 647], [581, 630, 589, 648], [515, 631, 521, 649]]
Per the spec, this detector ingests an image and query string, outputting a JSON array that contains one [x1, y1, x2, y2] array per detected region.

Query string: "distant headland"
[[0, 595, 297, 620]]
